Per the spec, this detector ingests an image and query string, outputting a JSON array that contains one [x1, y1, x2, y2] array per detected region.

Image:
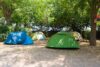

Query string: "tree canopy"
[[0, 0, 100, 45]]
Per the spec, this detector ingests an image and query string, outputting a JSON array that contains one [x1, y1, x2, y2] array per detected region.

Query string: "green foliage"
[[82, 31, 90, 39], [0, 25, 8, 33], [11, 0, 34, 23], [0, 0, 99, 32], [50, 0, 90, 31], [0, 23, 9, 41], [32, 0, 54, 25], [0, 10, 3, 17], [97, 21, 100, 26]]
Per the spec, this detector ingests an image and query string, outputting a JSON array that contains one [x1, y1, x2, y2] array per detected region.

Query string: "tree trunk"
[[89, 1, 97, 46], [3, 8, 12, 24], [90, 17, 96, 46]]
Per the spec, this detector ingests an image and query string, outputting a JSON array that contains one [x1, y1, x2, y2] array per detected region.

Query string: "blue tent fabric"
[[4, 33, 12, 44], [4, 31, 34, 45], [23, 36, 33, 45]]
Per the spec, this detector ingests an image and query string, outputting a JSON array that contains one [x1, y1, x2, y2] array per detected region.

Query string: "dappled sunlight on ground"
[[0, 40, 100, 67], [80, 40, 100, 47]]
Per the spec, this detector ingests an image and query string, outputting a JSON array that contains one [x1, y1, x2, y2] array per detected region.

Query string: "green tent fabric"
[[47, 32, 79, 48]]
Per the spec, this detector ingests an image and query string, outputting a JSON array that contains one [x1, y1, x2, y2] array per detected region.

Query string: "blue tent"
[[4, 31, 33, 45]]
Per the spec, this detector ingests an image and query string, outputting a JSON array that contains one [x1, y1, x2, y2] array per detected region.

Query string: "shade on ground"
[[47, 32, 79, 48]]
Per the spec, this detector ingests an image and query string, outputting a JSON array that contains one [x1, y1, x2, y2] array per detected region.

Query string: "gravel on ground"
[[0, 40, 100, 67]]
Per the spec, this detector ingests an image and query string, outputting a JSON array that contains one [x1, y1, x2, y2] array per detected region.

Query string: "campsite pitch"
[[0, 41, 100, 67]]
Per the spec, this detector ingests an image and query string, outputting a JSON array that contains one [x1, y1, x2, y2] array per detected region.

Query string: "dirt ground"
[[0, 40, 100, 67]]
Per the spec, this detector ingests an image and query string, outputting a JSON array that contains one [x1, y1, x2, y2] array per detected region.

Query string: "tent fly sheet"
[[4, 31, 33, 45], [47, 32, 79, 48]]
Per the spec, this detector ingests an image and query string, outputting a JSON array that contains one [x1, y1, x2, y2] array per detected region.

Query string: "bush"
[[82, 31, 90, 40], [0, 25, 9, 41], [0, 25, 9, 33]]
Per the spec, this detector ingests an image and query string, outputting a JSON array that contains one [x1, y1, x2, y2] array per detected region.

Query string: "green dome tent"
[[47, 32, 79, 48]]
